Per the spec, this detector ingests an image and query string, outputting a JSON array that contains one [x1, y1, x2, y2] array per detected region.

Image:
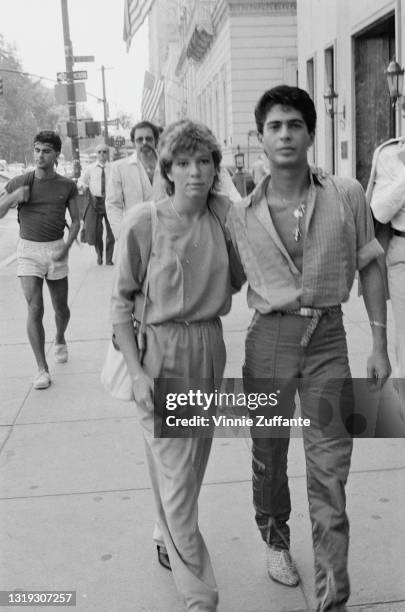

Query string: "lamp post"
[[234, 145, 245, 170], [385, 59, 404, 105], [385, 58, 404, 137], [323, 85, 345, 126], [233, 145, 247, 197], [60, 0, 81, 178]]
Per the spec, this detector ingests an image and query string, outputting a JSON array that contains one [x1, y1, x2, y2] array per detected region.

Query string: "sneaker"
[[54, 343, 68, 363], [33, 370, 51, 390], [266, 546, 299, 587]]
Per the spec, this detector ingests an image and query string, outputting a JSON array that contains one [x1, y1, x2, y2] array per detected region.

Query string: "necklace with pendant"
[[267, 185, 308, 243], [293, 203, 306, 242]]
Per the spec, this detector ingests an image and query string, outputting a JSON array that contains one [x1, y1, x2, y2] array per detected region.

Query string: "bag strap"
[[17, 170, 36, 224], [138, 202, 157, 335], [23, 170, 36, 190]]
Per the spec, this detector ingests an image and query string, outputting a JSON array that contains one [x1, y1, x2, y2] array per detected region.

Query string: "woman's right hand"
[[132, 370, 154, 412]]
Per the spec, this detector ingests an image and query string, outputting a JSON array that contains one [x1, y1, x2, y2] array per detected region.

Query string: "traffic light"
[[0, 76, 3, 95], [85, 121, 101, 137]]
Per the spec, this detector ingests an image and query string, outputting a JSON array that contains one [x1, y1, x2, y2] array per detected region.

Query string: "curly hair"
[[34, 131, 62, 153], [255, 85, 317, 136], [158, 120, 222, 196]]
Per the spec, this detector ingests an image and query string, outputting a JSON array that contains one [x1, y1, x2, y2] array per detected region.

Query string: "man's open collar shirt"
[[226, 171, 383, 313]]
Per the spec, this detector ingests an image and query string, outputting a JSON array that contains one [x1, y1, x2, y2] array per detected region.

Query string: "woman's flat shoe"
[[157, 545, 171, 571]]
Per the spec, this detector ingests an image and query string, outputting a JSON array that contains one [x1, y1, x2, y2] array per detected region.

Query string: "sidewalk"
[[0, 243, 404, 612]]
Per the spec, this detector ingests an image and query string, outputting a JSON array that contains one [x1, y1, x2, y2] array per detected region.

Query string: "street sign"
[[56, 71, 88, 82], [73, 55, 95, 63], [107, 119, 120, 128], [114, 136, 126, 148], [54, 82, 87, 104]]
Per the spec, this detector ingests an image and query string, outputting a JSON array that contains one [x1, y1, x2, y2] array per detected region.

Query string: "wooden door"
[[355, 22, 395, 189]]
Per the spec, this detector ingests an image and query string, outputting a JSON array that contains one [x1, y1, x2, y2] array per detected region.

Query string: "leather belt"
[[271, 306, 342, 347], [393, 228, 405, 238], [274, 306, 341, 317]]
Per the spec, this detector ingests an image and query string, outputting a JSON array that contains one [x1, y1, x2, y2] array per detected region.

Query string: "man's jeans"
[[243, 309, 353, 611]]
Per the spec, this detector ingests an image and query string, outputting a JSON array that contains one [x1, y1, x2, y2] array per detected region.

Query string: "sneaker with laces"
[[266, 546, 299, 587], [54, 343, 68, 363], [33, 370, 51, 390]]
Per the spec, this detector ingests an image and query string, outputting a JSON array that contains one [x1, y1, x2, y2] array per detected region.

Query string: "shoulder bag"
[[100, 202, 157, 401]]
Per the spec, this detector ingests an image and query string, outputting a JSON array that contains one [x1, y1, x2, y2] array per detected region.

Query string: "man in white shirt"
[[80, 146, 114, 265], [368, 137, 405, 406], [106, 121, 159, 239]]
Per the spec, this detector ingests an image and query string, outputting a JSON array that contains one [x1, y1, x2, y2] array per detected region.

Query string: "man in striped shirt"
[[227, 85, 391, 612]]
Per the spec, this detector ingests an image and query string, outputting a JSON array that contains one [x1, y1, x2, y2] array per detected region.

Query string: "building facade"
[[148, 0, 298, 166], [297, 0, 404, 187]]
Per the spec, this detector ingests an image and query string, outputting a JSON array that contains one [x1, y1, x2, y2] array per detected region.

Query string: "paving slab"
[[0, 427, 11, 448], [0, 377, 31, 425], [291, 464, 405, 612], [0, 419, 149, 498], [351, 438, 405, 472], [204, 437, 251, 485], [15, 371, 136, 424], [1, 421, 259, 500], [0, 481, 311, 612], [0, 491, 184, 612]]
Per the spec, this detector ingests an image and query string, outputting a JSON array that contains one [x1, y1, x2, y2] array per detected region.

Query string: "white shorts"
[[17, 238, 69, 280]]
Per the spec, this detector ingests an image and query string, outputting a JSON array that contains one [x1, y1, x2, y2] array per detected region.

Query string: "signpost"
[[61, 0, 80, 177], [57, 70, 88, 82], [54, 82, 87, 104], [73, 55, 95, 63]]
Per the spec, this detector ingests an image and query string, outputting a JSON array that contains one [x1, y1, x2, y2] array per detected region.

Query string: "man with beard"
[[106, 121, 159, 239]]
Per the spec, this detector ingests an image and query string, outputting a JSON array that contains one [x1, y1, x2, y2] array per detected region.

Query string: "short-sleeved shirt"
[[226, 171, 383, 313], [6, 172, 77, 242], [368, 141, 405, 231]]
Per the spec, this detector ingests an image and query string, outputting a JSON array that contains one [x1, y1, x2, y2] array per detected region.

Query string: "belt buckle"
[[299, 307, 314, 317]]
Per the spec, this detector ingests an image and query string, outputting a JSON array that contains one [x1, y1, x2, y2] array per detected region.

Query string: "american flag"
[[123, 0, 156, 51], [141, 70, 164, 121]]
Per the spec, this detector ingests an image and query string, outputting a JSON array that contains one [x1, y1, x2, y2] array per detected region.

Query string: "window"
[[306, 57, 316, 163]]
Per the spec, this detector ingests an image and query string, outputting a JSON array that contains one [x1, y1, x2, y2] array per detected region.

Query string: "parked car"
[[7, 163, 25, 177]]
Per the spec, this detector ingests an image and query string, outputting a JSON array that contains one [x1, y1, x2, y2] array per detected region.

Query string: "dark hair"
[[130, 121, 160, 144], [34, 130, 62, 153], [254, 85, 317, 135], [158, 120, 222, 196]]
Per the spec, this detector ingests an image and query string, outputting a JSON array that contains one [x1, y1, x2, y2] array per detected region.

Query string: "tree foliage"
[[117, 110, 135, 130], [0, 35, 67, 164]]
